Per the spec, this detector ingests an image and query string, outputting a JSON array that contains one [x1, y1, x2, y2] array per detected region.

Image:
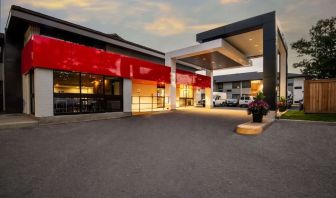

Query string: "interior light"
[[254, 44, 259, 47], [249, 38, 253, 41]]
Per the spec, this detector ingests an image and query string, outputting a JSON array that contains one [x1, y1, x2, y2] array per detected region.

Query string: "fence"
[[132, 96, 170, 112], [304, 79, 336, 113]]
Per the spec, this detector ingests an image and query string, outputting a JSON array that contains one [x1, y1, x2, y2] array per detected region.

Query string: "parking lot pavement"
[[0, 110, 335, 198]]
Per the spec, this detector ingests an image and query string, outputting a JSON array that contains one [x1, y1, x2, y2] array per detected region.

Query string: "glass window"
[[232, 94, 240, 99], [232, 82, 240, 89], [54, 71, 80, 94], [53, 71, 123, 115], [242, 81, 251, 88], [104, 77, 121, 96], [106, 99, 122, 111], [81, 97, 105, 113], [54, 97, 81, 114], [81, 73, 103, 94], [217, 83, 223, 92]]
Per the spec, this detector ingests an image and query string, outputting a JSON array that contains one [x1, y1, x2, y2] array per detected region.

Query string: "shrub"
[[277, 96, 287, 112]]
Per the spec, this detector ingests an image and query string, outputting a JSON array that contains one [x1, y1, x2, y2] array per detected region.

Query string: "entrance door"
[[179, 85, 194, 107], [157, 84, 165, 108]]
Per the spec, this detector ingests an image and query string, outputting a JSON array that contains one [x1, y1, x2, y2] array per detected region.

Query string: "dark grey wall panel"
[[262, 13, 277, 110], [196, 12, 274, 43], [4, 32, 24, 113]]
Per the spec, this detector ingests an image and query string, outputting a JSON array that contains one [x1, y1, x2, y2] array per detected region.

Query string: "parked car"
[[213, 92, 227, 107], [239, 96, 255, 107], [226, 98, 239, 107]]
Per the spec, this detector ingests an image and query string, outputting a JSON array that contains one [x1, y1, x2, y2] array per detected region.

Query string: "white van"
[[239, 96, 255, 107], [213, 92, 227, 107]]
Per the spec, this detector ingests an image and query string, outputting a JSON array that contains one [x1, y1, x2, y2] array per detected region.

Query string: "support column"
[[165, 57, 176, 110], [263, 12, 278, 111], [22, 73, 30, 114], [194, 87, 200, 107], [123, 78, 132, 113], [205, 70, 213, 109], [34, 68, 53, 117], [279, 43, 287, 99]]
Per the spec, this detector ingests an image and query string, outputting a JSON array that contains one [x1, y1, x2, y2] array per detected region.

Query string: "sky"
[[1, 0, 336, 74]]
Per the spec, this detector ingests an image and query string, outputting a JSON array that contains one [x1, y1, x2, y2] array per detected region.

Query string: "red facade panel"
[[176, 69, 210, 88], [21, 34, 210, 88]]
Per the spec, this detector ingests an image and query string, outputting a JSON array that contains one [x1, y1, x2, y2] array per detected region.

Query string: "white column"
[[279, 51, 287, 99], [193, 87, 199, 107], [205, 70, 213, 109], [22, 73, 31, 114], [34, 68, 53, 117], [123, 78, 132, 113], [165, 57, 176, 110]]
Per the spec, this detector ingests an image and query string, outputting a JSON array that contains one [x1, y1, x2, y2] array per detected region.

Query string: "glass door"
[[179, 85, 194, 107], [157, 84, 165, 108]]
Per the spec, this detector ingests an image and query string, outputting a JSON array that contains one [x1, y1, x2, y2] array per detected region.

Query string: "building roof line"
[[9, 5, 165, 57]]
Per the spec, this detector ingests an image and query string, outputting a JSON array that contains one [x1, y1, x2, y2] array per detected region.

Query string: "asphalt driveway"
[[0, 109, 336, 198]]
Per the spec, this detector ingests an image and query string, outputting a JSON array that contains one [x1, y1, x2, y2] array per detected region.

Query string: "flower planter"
[[252, 113, 263, 123], [278, 106, 287, 112]]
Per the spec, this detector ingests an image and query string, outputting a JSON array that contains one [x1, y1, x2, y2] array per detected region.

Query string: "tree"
[[291, 17, 336, 79]]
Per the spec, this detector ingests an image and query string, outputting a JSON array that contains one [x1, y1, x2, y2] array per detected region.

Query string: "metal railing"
[[132, 96, 170, 112]]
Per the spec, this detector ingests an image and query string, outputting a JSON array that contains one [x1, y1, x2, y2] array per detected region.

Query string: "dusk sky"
[[1, 0, 336, 74]]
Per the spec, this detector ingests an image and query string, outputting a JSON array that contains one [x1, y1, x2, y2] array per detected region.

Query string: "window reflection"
[[81, 73, 103, 94], [53, 71, 80, 93], [104, 77, 121, 96]]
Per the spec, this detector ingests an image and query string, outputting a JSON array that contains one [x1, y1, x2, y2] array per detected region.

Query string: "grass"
[[281, 110, 336, 122]]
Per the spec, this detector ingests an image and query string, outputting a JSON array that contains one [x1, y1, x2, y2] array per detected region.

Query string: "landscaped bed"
[[281, 110, 336, 122]]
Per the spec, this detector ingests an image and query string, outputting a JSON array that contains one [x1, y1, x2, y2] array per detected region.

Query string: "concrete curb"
[[0, 121, 39, 129], [278, 119, 336, 125]]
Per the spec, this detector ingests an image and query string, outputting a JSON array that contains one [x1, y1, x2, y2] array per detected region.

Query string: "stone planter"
[[252, 113, 263, 123]]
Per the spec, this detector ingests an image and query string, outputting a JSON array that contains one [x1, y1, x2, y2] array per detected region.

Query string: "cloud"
[[219, 0, 248, 5], [144, 17, 224, 36], [141, 2, 172, 13], [17, 0, 91, 9], [190, 23, 224, 31], [145, 17, 186, 36]]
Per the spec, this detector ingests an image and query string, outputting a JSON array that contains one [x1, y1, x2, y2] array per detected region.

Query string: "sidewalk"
[[0, 114, 38, 129], [0, 112, 132, 129]]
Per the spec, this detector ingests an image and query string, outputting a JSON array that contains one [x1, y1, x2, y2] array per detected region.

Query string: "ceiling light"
[[249, 38, 253, 41], [254, 44, 259, 47]]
